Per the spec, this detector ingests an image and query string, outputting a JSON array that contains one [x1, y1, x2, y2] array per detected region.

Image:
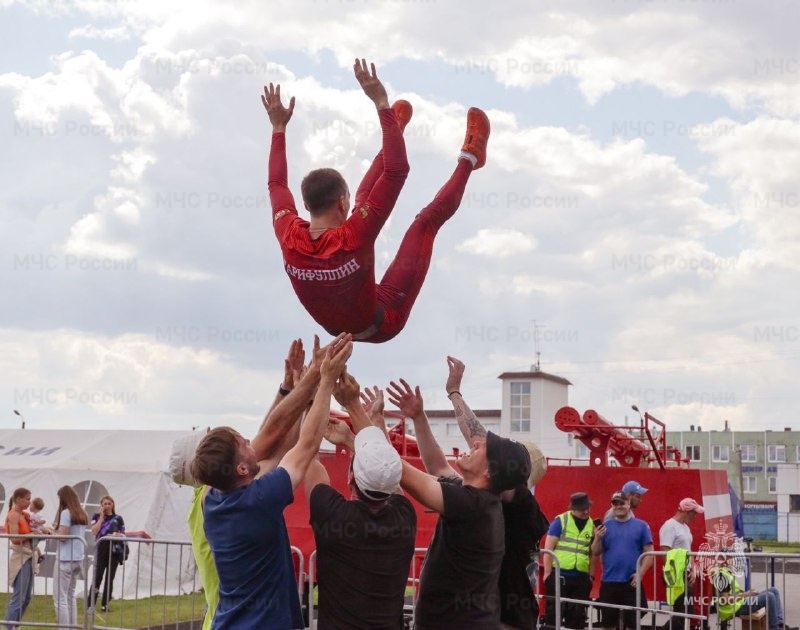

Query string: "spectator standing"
[[53, 485, 89, 628], [603, 480, 648, 521], [592, 492, 654, 630], [660, 498, 704, 630], [3, 488, 34, 630], [90, 495, 126, 612], [542, 492, 598, 630]]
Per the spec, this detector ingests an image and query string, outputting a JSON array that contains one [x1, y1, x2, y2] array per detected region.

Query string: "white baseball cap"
[[352, 426, 402, 498]]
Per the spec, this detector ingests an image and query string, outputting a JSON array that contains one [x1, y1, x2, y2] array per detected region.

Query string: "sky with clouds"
[[1, 0, 798, 438]]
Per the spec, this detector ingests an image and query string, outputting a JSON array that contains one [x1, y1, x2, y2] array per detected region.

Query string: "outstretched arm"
[[333, 370, 372, 435], [279, 335, 353, 488], [263, 82, 299, 237], [262, 82, 295, 133], [353, 58, 389, 110], [253, 335, 334, 466], [360, 386, 388, 434], [344, 59, 409, 243], [253, 338, 306, 464], [400, 460, 444, 514], [387, 379, 459, 479], [304, 457, 331, 504], [445, 356, 487, 448]]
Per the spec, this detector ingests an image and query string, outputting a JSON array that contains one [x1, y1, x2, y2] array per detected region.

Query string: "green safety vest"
[[553, 511, 595, 573], [663, 549, 689, 605], [712, 566, 744, 621], [188, 486, 219, 630]]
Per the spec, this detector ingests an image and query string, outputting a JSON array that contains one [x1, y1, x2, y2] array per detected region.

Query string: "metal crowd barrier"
[[635, 549, 800, 630], [8, 532, 799, 630], [3, 533, 204, 630]]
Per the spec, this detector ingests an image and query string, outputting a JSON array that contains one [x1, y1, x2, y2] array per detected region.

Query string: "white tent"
[[0, 429, 199, 599]]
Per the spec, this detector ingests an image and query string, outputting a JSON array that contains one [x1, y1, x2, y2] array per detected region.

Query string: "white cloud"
[[1, 0, 798, 436], [457, 228, 536, 258], [68, 25, 130, 41]]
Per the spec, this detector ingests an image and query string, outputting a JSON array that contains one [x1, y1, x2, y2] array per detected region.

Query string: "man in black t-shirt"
[[388, 378, 532, 630], [305, 374, 416, 630]]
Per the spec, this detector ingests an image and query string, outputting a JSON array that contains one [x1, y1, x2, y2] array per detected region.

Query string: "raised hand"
[[332, 369, 361, 407], [320, 334, 353, 380], [387, 378, 424, 419], [324, 417, 354, 448], [353, 58, 389, 109], [261, 82, 295, 132], [360, 386, 385, 418], [310, 333, 347, 371], [282, 338, 305, 391], [445, 356, 465, 395]]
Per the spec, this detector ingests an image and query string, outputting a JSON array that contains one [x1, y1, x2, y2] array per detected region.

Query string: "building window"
[[576, 444, 589, 458], [712, 445, 730, 462], [796, 445, 800, 463], [446, 423, 462, 437], [768, 476, 777, 494], [685, 445, 701, 462], [740, 445, 757, 462], [743, 476, 757, 494], [510, 382, 531, 433], [768, 445, 786, 463], [790, 495, 800, 512]]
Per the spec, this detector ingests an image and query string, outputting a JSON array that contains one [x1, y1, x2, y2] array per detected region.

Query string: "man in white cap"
[[659, 498, 705, 630], [305, 371, 416, 630]]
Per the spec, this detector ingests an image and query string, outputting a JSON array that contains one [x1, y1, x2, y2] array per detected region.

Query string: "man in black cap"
[[389, 377, 531, 630], [542, 492, 598, 629]]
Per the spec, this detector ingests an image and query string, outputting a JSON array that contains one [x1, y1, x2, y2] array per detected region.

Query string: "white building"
[[775, 463, 800, 542], [422, 368, 573, 457]]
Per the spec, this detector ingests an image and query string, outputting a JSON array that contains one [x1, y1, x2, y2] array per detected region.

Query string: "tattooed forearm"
[[451, 396, 487, 441]]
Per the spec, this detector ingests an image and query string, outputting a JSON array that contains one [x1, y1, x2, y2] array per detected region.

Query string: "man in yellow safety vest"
[[542, 492, 598, 630]]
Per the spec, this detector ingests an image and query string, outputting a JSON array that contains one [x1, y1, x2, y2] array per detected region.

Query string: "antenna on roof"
[[532, 320, 543, 372]]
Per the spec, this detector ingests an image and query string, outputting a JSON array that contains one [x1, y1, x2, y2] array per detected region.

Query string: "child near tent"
[[28, 497, 47, 575]]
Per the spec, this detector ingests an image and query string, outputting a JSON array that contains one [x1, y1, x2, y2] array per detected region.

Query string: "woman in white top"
[[52, 485, 89, 628]]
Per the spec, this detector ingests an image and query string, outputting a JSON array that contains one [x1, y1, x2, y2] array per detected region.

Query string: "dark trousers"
[[544, 572, 592, 629], [91, 541, 120, 608], [670, 593, 689, 630]]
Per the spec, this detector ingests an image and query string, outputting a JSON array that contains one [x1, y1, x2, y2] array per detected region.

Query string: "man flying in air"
[[263, 58, 489, 342]]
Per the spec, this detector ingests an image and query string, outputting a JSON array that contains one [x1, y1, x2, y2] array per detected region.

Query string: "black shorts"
[[599, 581, 646, 629]]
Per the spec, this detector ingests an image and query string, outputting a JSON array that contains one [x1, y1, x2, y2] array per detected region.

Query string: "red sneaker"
[[391, 99, 413, 132], [461, 107, 490, 170]]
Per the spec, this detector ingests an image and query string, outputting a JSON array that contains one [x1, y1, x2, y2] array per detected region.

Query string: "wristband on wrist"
[[278, 385, 292, 396], [447, 390, 461, 399]]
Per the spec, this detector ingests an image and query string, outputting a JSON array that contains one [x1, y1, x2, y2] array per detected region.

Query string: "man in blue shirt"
[[190, 334, 352, 629], [591, 491, 654, 630]]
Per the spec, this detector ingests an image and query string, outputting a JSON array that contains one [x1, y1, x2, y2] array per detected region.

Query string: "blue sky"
[[1, 0, 798, 438]]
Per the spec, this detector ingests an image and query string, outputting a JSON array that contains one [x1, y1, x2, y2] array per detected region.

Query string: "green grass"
[[0, 592, 205, 629], [752, 540, 800, 553]]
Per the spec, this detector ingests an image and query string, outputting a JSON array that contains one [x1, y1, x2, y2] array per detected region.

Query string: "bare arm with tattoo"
[[387, 379, 459, 479], [445, 355, 487, 448]]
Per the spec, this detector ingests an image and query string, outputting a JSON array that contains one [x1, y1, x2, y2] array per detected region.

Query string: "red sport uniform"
[[264, 60, 489, 343]]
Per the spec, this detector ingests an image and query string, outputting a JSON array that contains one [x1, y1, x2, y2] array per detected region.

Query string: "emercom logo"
[[695, 519, 747, 585]]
